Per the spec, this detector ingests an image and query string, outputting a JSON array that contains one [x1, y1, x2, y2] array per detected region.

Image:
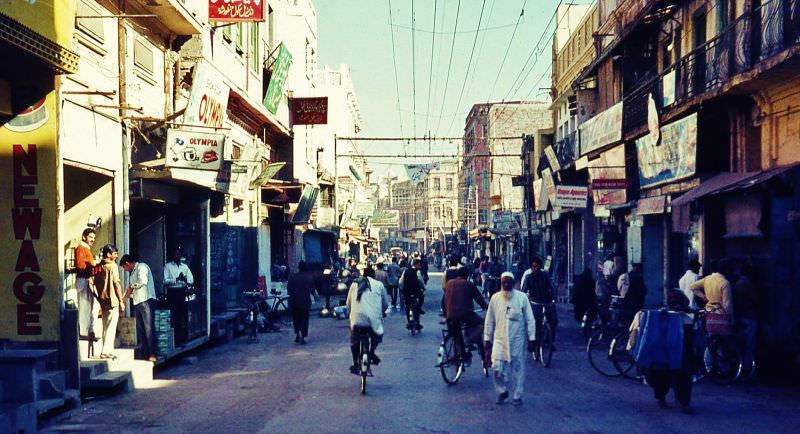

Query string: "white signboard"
[[405, 162, 440, 185], [541, 168, 557, 207], [184, 62, 230, 129], [579, 101, 623, 155], [165, 129, 225, 171], [555, 185, 588, 208], [544, 145, 561, 172], [353, 201, 376, 218]]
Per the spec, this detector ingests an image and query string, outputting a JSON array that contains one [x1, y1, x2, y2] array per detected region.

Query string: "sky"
[[314, 0, 593, 176]]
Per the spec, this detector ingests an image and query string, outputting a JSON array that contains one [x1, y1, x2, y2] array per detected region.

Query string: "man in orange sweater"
[[75, 228, 98, 340]]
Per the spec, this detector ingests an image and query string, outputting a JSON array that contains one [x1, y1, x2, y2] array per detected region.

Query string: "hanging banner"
[[0, 90, 61, 341], [579, 101, 623, 155], [264, 43, 292, 114], [544, 145, 561, 172], [165, 129, 225, 171], [290, 97, 328, 125], [533, 178, 547, 211], [589, 144, 627, 206], [555, 186, 588, 208], [209, 0, 264, 22], [541, 168, 557, 207], [184, 62, 230, 129], [405, 162, 440, 185], [636, 112, 698, 188]]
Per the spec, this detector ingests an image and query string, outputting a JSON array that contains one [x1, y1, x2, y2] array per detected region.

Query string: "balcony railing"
[[623, 0, 799, 135]]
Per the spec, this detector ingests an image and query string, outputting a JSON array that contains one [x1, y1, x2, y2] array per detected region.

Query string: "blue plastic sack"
[[632, 310, 684, 370]]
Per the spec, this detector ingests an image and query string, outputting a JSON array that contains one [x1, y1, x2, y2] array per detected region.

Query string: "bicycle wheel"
[[360, 339, 370, 394], [587, 329, 622, 377], [704, 336, 742, 385], [539, 324, 554, 368], [440, 334, 464, 385], [610, 330, 637, 378]]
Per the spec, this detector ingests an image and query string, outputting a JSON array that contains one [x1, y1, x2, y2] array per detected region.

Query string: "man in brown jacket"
[[93, 244, 124, 359]]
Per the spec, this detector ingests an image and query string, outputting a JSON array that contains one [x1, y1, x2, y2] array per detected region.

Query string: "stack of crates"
[[155, 309, 174, 355]]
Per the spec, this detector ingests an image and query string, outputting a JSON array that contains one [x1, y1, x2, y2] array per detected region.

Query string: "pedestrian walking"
[[75, 228, 99, 342], [618, 262, 647, 322], [733, 260, 758, 375], [120, 254, 157, 362], [483, 272, 536, 406], [93, 244, 124, 360], [287, 261, 316, 344]]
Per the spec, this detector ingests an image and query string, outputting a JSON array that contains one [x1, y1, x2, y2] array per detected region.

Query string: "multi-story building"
[[425, 161, 460, 252], [541, 0, 800, 369]]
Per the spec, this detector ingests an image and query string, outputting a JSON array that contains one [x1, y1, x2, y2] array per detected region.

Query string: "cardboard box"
[[118, 317, 137, 346]]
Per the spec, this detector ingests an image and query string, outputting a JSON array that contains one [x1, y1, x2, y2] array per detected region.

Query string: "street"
[[43, 273, 800, 434]]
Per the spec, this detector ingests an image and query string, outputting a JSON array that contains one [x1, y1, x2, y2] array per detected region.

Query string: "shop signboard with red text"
[[0, 90, 61, 341], [209, 0, 264, 22], [165, 129, 225, 171], [184, 62, 230, 129]]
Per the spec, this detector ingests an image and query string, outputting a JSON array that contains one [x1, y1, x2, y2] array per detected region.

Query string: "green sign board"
[[264, 43, 292, 114]]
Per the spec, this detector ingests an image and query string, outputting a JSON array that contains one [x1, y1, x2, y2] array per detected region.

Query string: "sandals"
[[100, 353, 118, 360]]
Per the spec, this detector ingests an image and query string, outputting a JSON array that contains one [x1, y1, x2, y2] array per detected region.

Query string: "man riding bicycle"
[[400, 258, 426, 331], [520, 257, 558, 347], [346, 266, 390, 374], [443, 266, 488, 357]]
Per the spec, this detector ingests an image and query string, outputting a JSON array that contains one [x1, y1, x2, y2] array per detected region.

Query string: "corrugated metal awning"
[[671, 163, 800, 207]]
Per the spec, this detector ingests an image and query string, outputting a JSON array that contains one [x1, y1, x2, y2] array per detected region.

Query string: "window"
[[231, 143, 242, 160], [446, 178, 453, 191], [482, 169, 489, 193], [76, 1, 104, 43], [433, 178, 441, 190], [236, 23, 244, 53], [223, 23, 232, 42], [250, 23, 260, 73], [133, 39, 154, 75]]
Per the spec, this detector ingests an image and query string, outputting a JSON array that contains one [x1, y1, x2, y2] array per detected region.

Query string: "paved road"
[[43, 272, 800, 433]]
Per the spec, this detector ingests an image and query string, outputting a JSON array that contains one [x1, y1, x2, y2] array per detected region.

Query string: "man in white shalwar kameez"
[[484, 272, 536, 405]]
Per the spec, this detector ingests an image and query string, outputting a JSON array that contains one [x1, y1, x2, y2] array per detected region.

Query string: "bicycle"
[[437, 316, 489, 385], [405, 293, 422, 336], [352, 326, 374, 394], [264, 288, 292, 328], [586, 297, 636, 377], [242, 290, 270, 342], [693, 308, 743, 385], [531, 301, 555, 368]]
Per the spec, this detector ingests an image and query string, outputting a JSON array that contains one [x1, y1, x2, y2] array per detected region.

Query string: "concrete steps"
[[78, 340, 154, 393]]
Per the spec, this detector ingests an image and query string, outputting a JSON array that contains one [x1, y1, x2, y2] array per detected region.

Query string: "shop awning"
[[289, 186, 319, 224], [671, 163, 800, 207]]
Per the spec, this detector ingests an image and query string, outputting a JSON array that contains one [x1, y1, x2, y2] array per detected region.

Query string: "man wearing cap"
[[484, 272, 536, 406]]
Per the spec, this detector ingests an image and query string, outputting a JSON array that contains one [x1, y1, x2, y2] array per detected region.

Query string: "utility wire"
[[388, 0, 405, 139], [411, 0, 417, 140], [424, 0, 438, 137], [487, 0, 527, 103], [434, 0, 461, 136], [390, 20, 521, 34], [444, 0, 487, 135]]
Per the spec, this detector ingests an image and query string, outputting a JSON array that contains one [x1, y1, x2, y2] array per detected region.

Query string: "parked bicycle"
[[437, 316, 489, 385], [352, 326, 374, 394], [531, 301, 555, 368]]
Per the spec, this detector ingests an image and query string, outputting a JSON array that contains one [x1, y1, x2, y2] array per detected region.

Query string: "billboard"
[[165, 129, 225, 171], [555, 186, 588, 208], [636, 113, 698, 188], [184, 62, 230, 129], [371, 210, 400, 228], [264, 43, 292, 114], [579, 101, 623, 155], [0, 90, 61, 341], [209, 0, 264, 22]]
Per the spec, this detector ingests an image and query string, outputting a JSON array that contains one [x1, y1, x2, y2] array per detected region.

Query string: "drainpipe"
[[118, 1, 130, 265]]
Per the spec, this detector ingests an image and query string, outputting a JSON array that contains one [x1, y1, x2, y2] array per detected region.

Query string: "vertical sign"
[[0, 91, 60, 341], [184, 62, 230, 129], [263, 43, 292, 114], [541, 168, 557, 207]]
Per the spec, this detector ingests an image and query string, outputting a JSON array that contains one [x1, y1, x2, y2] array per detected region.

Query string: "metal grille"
[[0, 13, 79, 74]]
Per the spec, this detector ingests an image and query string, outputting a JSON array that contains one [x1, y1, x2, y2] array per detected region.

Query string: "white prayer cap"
[[501, 272, 515, 280]]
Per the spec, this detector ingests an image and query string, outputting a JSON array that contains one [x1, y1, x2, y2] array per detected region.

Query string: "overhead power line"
[[390, 21, 523, 34], [434, 0, 461, 136], [411, 0, 417, 139], [444, 0, 487, 135], [388, 0, 405, 138], [424, 0, 438, 136], [487, 0, 527, 103]]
